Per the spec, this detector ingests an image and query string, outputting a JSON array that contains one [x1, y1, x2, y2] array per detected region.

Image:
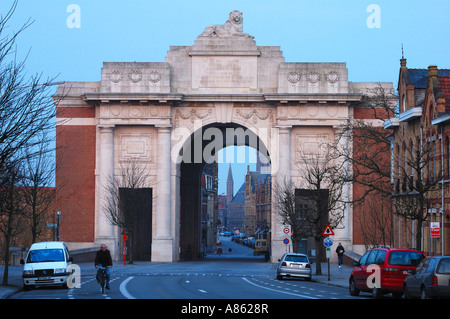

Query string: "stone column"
[[272, 125, 292, 262], [152, 125, 173, 261], [277, 126, 292, 181], [97, 125, 115, 243]]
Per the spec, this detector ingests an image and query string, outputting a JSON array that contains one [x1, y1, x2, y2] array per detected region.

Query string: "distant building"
[[227, 182, 246, 232], [201, 162, 218, 253], [244, 166, 271, 238]]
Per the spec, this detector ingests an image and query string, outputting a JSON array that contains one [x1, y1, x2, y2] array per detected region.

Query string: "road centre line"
[[242, 278, 317, 299]]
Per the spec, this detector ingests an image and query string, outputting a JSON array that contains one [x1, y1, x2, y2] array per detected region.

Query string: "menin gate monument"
[[54, 11, 392, 262]]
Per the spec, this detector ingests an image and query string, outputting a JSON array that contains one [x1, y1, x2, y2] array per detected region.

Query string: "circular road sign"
[[283, 238, 290, 245]]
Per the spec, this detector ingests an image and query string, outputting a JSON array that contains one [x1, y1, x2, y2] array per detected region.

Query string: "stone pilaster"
[[152, 125, 174, 261], [96, 125, 116, 254]]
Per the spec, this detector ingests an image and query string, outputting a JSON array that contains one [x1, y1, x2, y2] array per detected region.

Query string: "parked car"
[[349, 247, 425, 298], [20, 241, 73, 290], [276, 253, 312, 281], [403, 256, 450, 299]]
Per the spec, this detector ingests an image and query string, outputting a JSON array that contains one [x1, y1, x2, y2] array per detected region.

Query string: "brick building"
[[385, 58, 450, 255]]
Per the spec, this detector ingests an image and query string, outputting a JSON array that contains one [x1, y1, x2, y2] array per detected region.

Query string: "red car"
[[349, 247, 425, 298]]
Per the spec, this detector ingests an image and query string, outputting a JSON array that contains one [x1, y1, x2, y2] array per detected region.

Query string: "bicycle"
[[96, 265, 107, 293]]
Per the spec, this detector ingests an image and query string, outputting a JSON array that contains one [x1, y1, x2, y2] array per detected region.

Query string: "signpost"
[[123, 229, 128, 266], [322, 224, 334, 281], [282, 225, 291, 252], [321, 224, 334, 236]]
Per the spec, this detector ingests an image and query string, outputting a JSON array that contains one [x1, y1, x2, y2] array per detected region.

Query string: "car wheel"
[[420, 286, 430, 299], [404, 284, 412, 299], [349, 278, 360, 296], [372, 284, 382, 299], [276, 274, 283, 280]]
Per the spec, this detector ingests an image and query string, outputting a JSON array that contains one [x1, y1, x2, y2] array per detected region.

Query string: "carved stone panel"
[[295, 134, 330, 162], [119, 133, 153, 162], [191, 56, 257, 93]]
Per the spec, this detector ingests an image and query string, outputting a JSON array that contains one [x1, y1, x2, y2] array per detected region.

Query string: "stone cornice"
[[81, 92, 364, 104]]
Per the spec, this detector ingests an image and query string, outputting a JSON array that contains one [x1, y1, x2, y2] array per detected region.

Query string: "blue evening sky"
[[1, 0, 449, 194]]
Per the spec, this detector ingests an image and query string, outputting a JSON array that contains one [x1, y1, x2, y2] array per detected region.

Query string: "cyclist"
[[95, 244, 113, 290]]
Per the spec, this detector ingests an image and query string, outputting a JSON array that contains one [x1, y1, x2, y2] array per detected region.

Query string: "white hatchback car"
[[276, 253, 312, 281], [20, 241, 73, 289]]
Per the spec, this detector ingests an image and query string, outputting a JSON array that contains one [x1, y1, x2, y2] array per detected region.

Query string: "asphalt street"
[[0, 236, 355, 300]]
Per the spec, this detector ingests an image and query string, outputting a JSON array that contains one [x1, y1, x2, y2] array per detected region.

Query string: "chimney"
[[400, 58, 407, 68], [428, 65, 438, 89]]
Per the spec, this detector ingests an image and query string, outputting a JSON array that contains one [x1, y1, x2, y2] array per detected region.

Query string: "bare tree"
[[21, 133, 60, 243], [0, 1, 66, 285], [331, 84, 395, 251], [333, 83, 441, 251], [355, 190, 393, 249], [273, 175, 297, 245], [275, 145, 347, 275], [0, 160, 26, 286], [0, 2, 63, 177], [103, 159, 151, 263]]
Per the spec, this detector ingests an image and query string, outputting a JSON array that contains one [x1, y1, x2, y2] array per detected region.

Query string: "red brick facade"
[[56, 106, 96, 243]]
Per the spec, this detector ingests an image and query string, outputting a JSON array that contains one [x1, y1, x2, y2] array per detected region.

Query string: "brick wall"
[[56, 109, 96, 243]]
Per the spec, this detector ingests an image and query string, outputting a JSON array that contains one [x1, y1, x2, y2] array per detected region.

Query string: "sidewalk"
[[0, 264, 23, 299], [312, 262, 352, 289]]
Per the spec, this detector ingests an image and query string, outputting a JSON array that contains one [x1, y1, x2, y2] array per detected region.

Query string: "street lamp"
[[56, 211, 61, 241]]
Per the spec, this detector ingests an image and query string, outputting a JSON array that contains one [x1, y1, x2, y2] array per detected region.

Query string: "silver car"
[[276, 253, 312, 281], [403, 256, 450, 299]]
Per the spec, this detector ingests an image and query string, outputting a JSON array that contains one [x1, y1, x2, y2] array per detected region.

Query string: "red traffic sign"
[[322, 224, 334, 236], [123, 229, 128, 241], [283, 238, 290, 245]]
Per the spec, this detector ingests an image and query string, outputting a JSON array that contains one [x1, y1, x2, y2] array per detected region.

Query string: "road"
[[7, 236, 358, 301]]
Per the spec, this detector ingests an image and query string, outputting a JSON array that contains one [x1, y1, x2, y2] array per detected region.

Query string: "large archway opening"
[[177, 123, 271, 261]]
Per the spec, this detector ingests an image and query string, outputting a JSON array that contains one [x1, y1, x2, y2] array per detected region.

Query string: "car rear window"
[[437, 258, 450, 274], [285, 255, 308, 262], [388, 251, 424, 266]]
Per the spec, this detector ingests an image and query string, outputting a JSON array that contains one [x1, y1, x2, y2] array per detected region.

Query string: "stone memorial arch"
[[55, 11, 391, 262]]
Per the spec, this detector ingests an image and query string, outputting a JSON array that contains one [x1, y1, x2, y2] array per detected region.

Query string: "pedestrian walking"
[[336, 242, 345, 268]]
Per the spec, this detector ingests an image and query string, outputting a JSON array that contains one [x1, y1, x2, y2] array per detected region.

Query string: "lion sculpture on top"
[[200, 10, 252, 38]]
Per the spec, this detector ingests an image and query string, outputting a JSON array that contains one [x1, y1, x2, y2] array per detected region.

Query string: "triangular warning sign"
[[322, 224, 334, 236]]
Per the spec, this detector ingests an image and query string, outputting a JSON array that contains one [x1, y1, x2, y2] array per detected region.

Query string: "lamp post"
[[56, 211, 61, 241]]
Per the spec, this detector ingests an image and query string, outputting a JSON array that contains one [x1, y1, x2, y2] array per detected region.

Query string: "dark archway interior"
[[179, 123, 270, 261]]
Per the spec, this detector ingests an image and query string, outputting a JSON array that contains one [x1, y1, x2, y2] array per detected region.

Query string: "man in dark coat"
[[336, 242, 345, 268], [95, 244, 113, 289]]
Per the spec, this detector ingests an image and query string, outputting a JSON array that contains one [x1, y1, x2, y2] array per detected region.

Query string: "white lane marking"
[[198, 289, 207, 293], [242, 278, 317, 299], [119, 276, 136, 299]]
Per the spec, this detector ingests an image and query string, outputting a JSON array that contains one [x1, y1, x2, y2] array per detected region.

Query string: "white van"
[[20, 241, 73, 289]]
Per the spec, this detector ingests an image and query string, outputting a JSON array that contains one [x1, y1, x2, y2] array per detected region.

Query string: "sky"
[[1, 0, 449, 194]]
